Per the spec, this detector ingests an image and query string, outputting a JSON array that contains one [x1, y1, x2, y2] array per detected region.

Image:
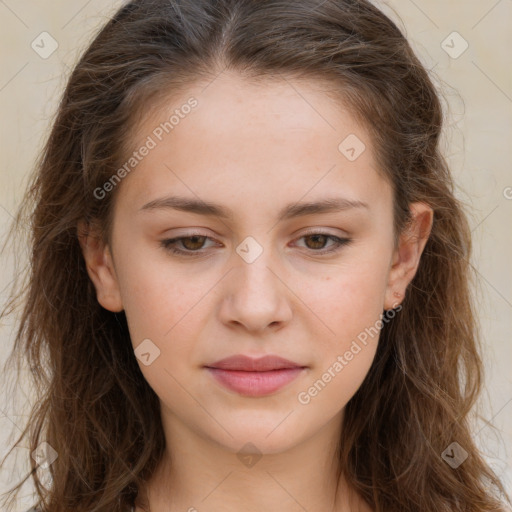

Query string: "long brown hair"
[[1, 0, 510, 511]]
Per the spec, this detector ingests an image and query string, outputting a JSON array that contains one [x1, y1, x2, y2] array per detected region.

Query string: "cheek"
[[116, 256, 204, 402], [300, 251, 391, 346], [295, 271, 384, 413], [293, 246, 390, 408], [297, 340, 377, 418], [113, 243, 202, 356]]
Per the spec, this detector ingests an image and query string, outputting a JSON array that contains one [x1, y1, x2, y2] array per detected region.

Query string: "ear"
[[384, 202, 433, 310], [77, 220, 124, 312]]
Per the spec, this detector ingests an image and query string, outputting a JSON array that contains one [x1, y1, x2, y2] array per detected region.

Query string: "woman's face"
[[81, 72, 431, 455]]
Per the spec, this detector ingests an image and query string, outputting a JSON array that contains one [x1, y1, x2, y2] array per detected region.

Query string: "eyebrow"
[[139, 195, 369, 221]]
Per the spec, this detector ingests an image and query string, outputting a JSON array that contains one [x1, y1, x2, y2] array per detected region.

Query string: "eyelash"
[[160, 230, 352, 257]]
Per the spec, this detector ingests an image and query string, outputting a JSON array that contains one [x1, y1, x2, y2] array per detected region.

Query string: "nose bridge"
[[233, 235, 282, 302], [219, 235, 292, 331]]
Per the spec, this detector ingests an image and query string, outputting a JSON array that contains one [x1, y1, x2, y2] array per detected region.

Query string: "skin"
[[79, 71, 433, 512]]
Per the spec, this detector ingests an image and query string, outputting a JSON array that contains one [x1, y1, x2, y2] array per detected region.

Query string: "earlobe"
[[384, 202, 433, 310], [77, 220, 124, 312]]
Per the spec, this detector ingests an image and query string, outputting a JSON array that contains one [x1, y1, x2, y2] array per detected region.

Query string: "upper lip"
[[205, 355, 305, 371]]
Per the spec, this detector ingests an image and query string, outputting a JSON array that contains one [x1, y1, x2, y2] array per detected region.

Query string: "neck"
[[135, 407, 371, 512]]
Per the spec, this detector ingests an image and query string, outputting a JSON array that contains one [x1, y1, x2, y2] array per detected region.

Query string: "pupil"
[[307, 234, 326, 249], [184, 236, 204, 250]]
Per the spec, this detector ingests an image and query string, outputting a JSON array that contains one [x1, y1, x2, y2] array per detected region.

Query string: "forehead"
[[115, 71, 391, 221]]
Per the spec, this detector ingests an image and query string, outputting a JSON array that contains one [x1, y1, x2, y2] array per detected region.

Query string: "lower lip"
[[205, 367, 305, 397]]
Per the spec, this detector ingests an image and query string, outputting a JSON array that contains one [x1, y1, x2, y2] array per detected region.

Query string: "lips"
[[206, 354, 304, 371], [204, 355, 307, 397]]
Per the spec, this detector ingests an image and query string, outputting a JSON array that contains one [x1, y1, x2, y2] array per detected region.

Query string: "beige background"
[[0, 0, 511, 509]]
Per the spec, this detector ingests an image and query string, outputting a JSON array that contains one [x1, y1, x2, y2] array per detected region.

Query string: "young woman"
[[1, 0, 510, 511]]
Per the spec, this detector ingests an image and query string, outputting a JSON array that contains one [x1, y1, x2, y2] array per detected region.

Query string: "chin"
[[201, 413, 312, 456]]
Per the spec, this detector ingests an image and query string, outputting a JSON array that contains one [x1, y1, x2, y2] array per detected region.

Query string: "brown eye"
[[295, 232, 352, 255], [179, 235, 207, 250], [161, 234, 217, 256], [303, 233, 330, 250], [161, 232, 351, 258]]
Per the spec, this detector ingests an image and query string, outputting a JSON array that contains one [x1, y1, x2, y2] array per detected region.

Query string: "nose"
[[218, 252, 293, 334]]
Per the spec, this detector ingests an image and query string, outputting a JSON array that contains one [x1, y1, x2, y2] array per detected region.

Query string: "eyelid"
[[163, 226, 349, 241], [160, 228, 352, 257], [298, 227, 349, 238]]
